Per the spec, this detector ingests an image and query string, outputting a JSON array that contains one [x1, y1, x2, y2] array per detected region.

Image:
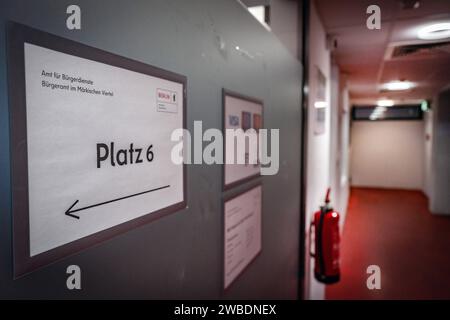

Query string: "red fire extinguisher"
[[310, 188, 340, 284]]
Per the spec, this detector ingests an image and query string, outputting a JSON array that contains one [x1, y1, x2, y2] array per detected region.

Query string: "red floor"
[[326, 188, 450, 299]]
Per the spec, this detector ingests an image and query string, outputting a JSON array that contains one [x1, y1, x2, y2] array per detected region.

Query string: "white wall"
[[341, 88, 351, 220], [329, 64, 340, 206], [429, 89, 450, 215], [305, 0, 330, 301], [329, 65, 350, 227], [350, 120, 425, 190], [424, 110, 433, 198]]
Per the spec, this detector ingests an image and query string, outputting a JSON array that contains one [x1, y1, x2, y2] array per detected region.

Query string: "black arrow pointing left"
[[65, 185, 170, 219]]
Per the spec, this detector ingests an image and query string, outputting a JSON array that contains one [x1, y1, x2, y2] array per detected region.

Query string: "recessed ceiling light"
[[381, 81, 414, 91], [377, 99, 394, 107], [417, 23, 450, 40], [314, 101, 327, 108]]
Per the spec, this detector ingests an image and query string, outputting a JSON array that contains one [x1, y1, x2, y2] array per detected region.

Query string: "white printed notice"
[[224, 185, 262, 289], [24, 43, 184, 256]]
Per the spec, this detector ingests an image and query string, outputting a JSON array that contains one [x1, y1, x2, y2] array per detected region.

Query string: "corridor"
[[327, 188, 450, 299]]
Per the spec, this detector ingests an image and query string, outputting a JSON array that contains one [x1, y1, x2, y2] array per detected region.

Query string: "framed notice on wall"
[[223, 184, 262, 290], [7, 22, 187, 276], [314, 66, 327, 135], [223, 90, 263, 190]]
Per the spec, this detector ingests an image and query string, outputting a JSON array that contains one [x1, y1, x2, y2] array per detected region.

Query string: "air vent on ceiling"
[[385, 40, 450, 60]]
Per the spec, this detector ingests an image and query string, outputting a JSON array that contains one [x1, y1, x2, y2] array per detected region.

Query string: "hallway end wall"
[[350, 120, 425, 191]]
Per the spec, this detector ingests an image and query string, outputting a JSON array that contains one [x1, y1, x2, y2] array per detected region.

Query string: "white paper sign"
[[224, 93, 263, 188], [224, 185, 262, 289], [24, 43, 185, 256]]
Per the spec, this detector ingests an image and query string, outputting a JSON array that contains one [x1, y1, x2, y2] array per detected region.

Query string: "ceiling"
[[315, 0, 450, 103]]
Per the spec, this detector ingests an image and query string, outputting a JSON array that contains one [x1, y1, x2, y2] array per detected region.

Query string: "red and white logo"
[[157, 88, 177, 104]]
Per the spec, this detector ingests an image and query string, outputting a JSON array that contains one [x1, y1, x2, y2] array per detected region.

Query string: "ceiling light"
[[314, 101, 327, 108], [417, 23, 450, 40], [381, 81, 414, 91], [377, 99, 394, 107], [421, 100, 430, 112]]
